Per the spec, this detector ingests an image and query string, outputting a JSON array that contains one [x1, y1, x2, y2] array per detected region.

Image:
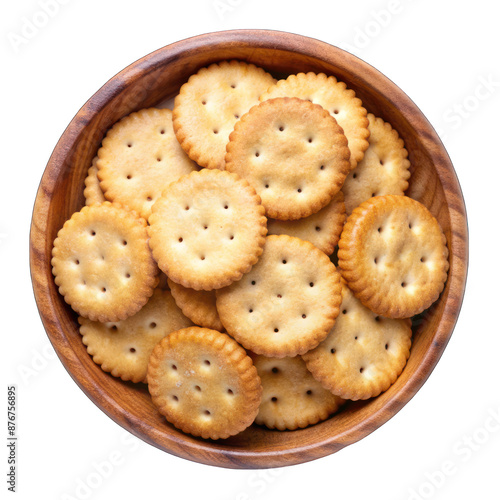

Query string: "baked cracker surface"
[[225, 97, 350, 220], [260, 72, 370, 170], [51, 202, 158, 322], [168, 278, 224, 331], [79, 288, 192, 383], [253, 354, 344, 430], [303, 281, 412, 400], [97, 108, 197, 219], [342, 113, 411, 215], [84, 157, 105, 206], [338, 195, 449, 318], [148, 169, 267, 291], [216, 235, 342, 357], [173, 60, 276, 170], [147, 327, 262, 439], [267, 191, 345, 255]]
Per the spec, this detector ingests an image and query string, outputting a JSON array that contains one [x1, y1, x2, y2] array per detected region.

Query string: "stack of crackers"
[[52, 61, 449, 440]]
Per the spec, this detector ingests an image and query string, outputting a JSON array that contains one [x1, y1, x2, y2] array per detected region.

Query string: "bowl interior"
[[30, 30, 467, 469]]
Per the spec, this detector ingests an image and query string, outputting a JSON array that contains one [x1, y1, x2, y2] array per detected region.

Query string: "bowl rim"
[[30, 29, 468, 468]]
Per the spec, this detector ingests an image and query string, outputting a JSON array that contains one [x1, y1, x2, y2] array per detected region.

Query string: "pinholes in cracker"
[[338, 195, 449, 318], [267, 191, 345, 255], [168, 278, 223, 331], [302, 281, 412, 400], [260, 72, 370, 169], [78, 288, 193, 383], [97, 108, 197, 219], [51, 202, 158, 322], [173, 60, 276, 170], [225, 97, 351, 220], [148, 169, 267, 291], [252, 354, 344, 430], [147, 327, 262, 439], [216, 235, 342, 357], [342, 113, 411, 215]]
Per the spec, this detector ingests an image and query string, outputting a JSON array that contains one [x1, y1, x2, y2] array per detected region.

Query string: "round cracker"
[[260, 72, 370, 169], [78, 288, 193, 383], [253, 354, 344, 430], [267, 191, 345, 255], [225, 97, 351, 220], [84, 156, 105, 206], [303, 281, 412, 400], [216, 235, 342, 357], [342, 113, 411, 215], [338, 195, 449, 318], [168, 278, 223, 331], [148, 169, 267, 291], [173, 60, 276, 170], [147, 327, 262, 440], [51, 202, 158, 322], [97, 108, 197, 219]]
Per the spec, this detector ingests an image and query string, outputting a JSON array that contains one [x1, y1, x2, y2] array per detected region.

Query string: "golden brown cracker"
[[168, 278, 223, 331], [84, 157, 105, 206], [225, 97, 350, 220], [148, 169, 267, 291], [266, 191, 345, 255], [342, 113, 411, 215], [253, 354, 344, 430], [79, 288, 193, 383], [303, 281, 412, 400], [338, 195, 449, 318], [260, 72, 369, 169], [216, 235, 342, 357], [147, 327, 262, 439], [97, 108, 197, 219], [51, 202, 158, 322], [157, 272, 170, 290], [173, 60, 276, 170]]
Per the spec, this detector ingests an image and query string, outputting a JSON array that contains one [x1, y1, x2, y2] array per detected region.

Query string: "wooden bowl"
[[30, 30, 468, 468]]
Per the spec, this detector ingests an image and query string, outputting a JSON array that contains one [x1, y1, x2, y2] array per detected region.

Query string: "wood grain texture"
[[29, 30, 468, 469]]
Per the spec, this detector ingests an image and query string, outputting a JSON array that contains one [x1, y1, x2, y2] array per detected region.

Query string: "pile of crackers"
[[52, 61, 449, 439]]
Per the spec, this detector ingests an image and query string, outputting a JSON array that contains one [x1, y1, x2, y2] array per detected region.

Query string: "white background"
[[2, 1, 499, 499]]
